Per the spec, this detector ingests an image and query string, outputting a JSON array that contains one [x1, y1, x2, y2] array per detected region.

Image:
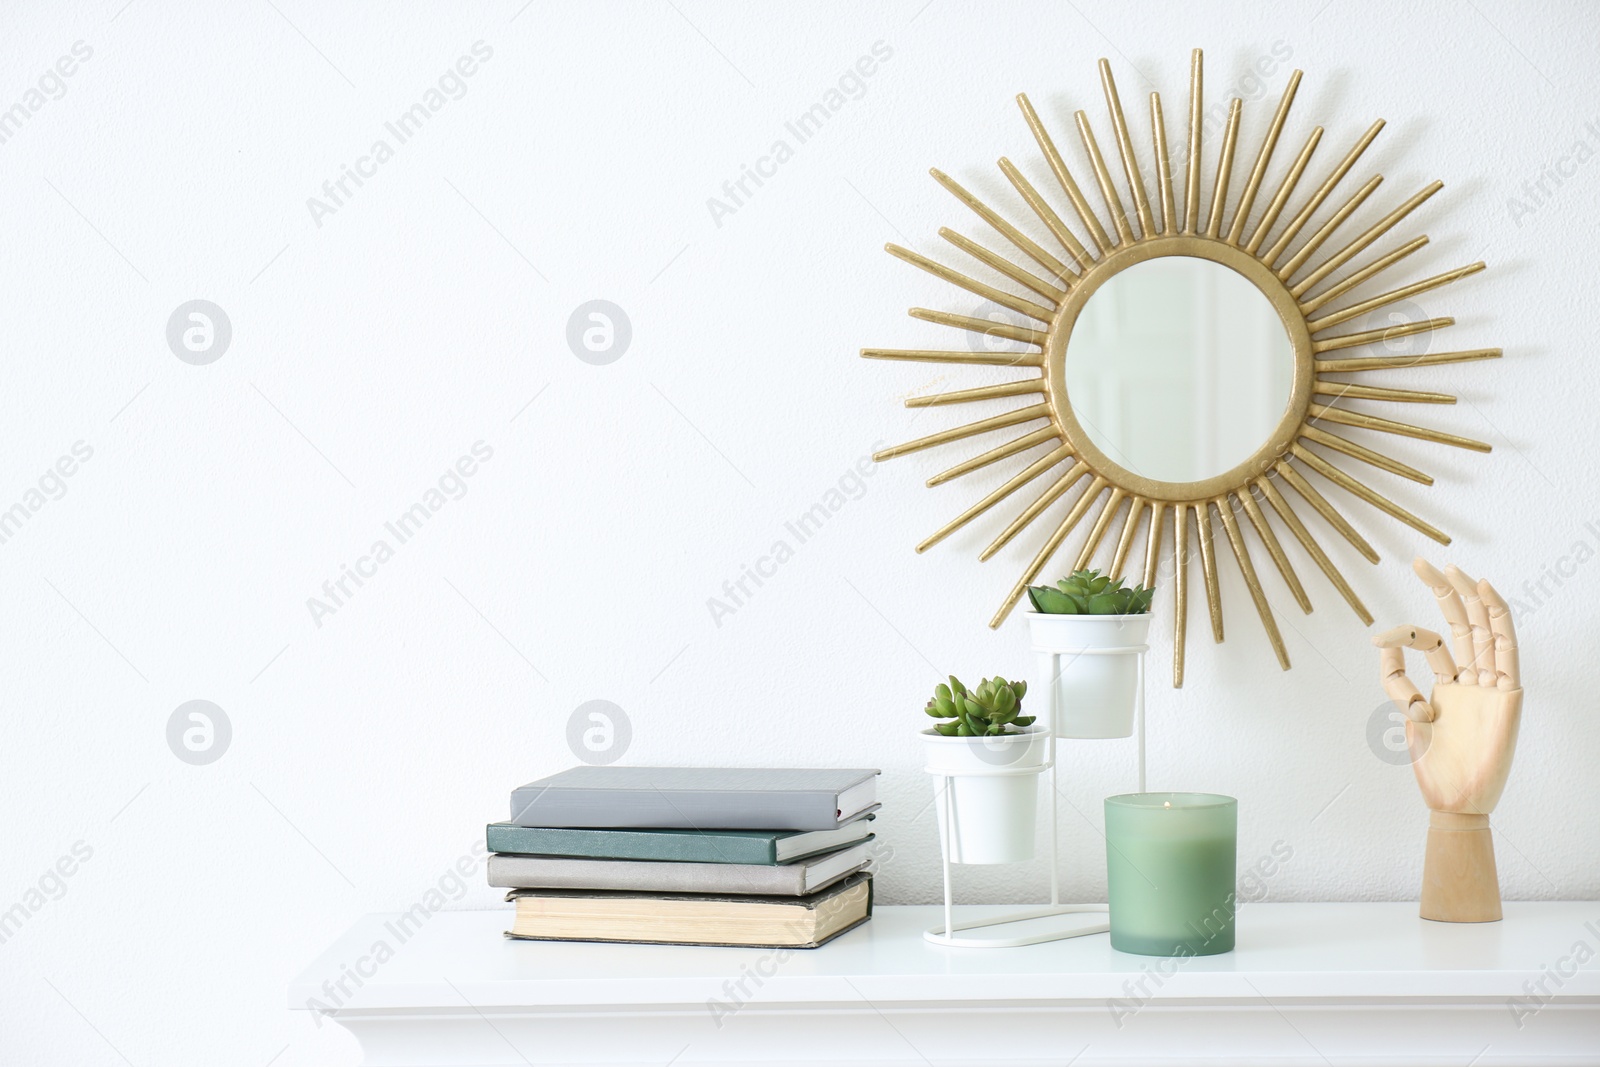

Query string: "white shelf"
[[290, 902, 1600, 1066]]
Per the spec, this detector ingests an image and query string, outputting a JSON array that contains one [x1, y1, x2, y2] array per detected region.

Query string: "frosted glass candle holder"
[[1104, 792, 1238, 957]]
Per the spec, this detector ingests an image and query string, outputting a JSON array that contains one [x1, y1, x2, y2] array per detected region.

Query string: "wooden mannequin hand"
[[1373, 559, 1522, 817]]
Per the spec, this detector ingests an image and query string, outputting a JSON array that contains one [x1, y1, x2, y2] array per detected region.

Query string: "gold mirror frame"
[[862, 49, 1500, 685]]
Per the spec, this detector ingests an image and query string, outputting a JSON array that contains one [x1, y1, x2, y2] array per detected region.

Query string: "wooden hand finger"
[[1372, 623, 1457, 683], [1413, 557, 1473, 681], [1477, 578, 1521, 690], [1446, 564, 1496, 687], [1376, 643, 1435, 722]]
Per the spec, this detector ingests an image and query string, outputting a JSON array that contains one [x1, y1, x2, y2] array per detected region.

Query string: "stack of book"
[[488, 767, 880, 948]]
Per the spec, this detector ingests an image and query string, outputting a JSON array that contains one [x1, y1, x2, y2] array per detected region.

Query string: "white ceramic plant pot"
[[1026, 611, 1151, 739], [921, 727, 1049, 864]]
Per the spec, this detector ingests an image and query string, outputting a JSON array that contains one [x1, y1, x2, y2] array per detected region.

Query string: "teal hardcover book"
[[485, 815, 874, 865]]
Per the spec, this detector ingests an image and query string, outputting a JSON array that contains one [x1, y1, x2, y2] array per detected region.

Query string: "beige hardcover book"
[[506, 872, 873, 948]]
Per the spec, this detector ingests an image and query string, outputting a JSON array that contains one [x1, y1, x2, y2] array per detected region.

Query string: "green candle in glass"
[[1104, 792, 1238, 956]]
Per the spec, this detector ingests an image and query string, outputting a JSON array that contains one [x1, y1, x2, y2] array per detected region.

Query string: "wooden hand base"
[[1420, 811, 1502, 923]]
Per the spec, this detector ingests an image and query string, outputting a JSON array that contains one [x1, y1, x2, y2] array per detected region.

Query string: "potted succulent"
[[921, 675, 1049, 864], [1026, 569, 1155, 739]]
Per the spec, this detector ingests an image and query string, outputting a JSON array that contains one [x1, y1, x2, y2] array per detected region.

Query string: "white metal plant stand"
[[923, 641, 1148, 947]]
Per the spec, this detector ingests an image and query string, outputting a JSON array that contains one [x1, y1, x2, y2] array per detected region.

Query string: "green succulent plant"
[[924, 675, 1035, 736], [1027, 568, 1154, 615]]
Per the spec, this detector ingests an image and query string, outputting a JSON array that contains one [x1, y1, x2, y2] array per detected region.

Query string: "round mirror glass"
[[1062, 256, 1295, 483]]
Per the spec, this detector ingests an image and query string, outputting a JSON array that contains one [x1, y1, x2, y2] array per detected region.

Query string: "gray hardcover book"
[[487, 841, 872, 896], [509, 766, 881, 831]]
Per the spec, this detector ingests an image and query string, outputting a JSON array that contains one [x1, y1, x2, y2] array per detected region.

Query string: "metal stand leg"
[[1137, 646, 1147, 794]]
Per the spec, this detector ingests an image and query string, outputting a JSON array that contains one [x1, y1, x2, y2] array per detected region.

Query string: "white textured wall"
[[2, 1, 1596, 1063]]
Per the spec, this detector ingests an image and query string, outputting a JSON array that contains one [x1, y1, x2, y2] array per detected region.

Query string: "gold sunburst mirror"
[[862, 48, 1499, 686]]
